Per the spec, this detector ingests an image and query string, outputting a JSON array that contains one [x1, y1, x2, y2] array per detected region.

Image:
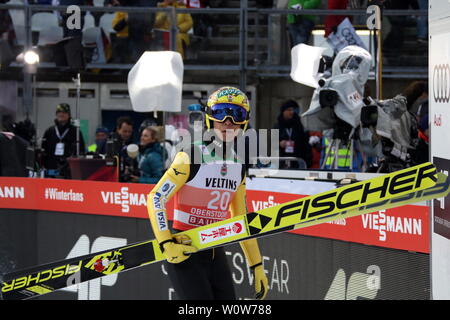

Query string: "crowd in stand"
[[0, 0, 428, 68], [0, 1, 431, 179]]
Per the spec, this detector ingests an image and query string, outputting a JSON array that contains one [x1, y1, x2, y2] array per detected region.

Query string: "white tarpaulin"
[[127, 51, 184, 113], [302, 45, 372, 130], [290, 44, 328, 88]]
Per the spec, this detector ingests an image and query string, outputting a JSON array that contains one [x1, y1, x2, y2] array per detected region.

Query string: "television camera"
[[299, 45, 419, 172]]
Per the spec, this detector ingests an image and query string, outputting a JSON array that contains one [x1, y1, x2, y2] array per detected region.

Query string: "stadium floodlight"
[[16, 48, 40, 74], [24, 50, 39, 65]]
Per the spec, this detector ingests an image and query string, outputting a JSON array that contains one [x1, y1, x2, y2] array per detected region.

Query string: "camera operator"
[[110, 116, 136, 182], [41, 103, 86, 178]]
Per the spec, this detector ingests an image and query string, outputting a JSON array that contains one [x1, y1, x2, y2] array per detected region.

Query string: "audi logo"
[[433, 64, 450, 103]]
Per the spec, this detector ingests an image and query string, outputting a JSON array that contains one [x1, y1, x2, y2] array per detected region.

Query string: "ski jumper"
[[147, 142, 262, 299]]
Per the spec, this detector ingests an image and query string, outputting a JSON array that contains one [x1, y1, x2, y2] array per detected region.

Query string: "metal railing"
[[0, 2, 428, 88]]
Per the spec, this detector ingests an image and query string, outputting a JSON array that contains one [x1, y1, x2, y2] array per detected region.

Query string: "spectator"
[[273, 100, 312, 169], [105, 0, 157, 62], [110, 116, 135, 181], [88, 126, 110, 154], [154, 0, 193, 58], [128, 0, 159, 62], [129, 126, 164, 183], [416, 0, 427, 44], [286, 0, 321, 48], [401, 80, 427, 113], [401, 80, 428, 164], [41, 103, 86, 178], [111, 116, 134, 150], [308, 130, 322, 169], [111, 1, 131, 63], [182, 0, 212, 37], [324, 0, 350, 38], [383, 0, 418, 52], [414, 99, 429, 163]]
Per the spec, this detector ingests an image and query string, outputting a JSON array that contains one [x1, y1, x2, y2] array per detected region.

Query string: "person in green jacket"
[[129, 126, 164, 184], [287, 0, 321, 48]]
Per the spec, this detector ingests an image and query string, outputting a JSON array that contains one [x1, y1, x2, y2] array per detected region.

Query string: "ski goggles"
[[207, 103, 249, 124]]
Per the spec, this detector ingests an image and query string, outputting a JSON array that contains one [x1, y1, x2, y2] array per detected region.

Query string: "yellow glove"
[[160, 237, 198, 264], [252, 263, 269, 300]]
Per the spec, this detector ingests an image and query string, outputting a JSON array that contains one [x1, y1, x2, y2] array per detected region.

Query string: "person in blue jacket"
[[129, 126, 164, 184]]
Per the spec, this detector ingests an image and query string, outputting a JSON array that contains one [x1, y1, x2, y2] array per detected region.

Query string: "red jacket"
[[324, 0, 350, 37]]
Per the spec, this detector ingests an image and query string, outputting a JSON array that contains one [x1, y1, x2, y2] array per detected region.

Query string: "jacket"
[[287, 0, 321, 24], [41, 120, 86, 171], [137, 142, 164, 184], [273, 112, 312, 167], [112, 12, 129, 38], [154, 1, 193, 53]]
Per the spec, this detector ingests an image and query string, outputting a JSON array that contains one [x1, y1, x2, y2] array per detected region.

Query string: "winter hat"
[[280, 100, 299, 113], [95, 126, 109, 134], [56, 103, 71, 115]]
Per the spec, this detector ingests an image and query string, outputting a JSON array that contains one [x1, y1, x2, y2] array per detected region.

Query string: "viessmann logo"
[[0, 186, 25, 199], [101, 187, 147, 213], [433, 64, 450, 103]]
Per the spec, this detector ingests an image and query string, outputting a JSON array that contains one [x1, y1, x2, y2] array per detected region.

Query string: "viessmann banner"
[[0, 177, 429, 253]]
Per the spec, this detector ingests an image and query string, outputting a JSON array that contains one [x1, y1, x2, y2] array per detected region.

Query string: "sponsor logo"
[[0, 186, 25, 199], [273, 164, 436, 228], [87, 252, 123, 275], [100, 187, 147, 213], [172, 168, 186, 176], [205, 178, 237, 190], [347, 91, 362, 106], [199, 220, 246, 244], [217, 88, 242, 99], [433, 64, 450, 103], [325, 266, 380, 300], [158, 179, 176, 197], [434, 113, 442, 126], [251, 195, 280, 211], [44, 188, 84, 202], [156, 211, 168, 231], [1, 261, 82, 293], [62, 235, 127, 300], [220, 163, 227, 176], [188, 215, 221, 226], [361, 210, 422, 241], [153, 192, 164, 210]]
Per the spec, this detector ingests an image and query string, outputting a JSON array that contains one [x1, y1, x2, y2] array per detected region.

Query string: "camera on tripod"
[[359, 95, 419, 173]]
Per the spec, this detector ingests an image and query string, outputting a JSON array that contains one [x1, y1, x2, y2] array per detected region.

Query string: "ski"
[[1, 162, 441, 300]]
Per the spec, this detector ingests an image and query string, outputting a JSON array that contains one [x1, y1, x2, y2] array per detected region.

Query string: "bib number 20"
[[207, 191, 231, 211]]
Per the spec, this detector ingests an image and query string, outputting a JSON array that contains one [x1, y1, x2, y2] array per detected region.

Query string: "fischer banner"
[[430, 0, 450, 300]]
